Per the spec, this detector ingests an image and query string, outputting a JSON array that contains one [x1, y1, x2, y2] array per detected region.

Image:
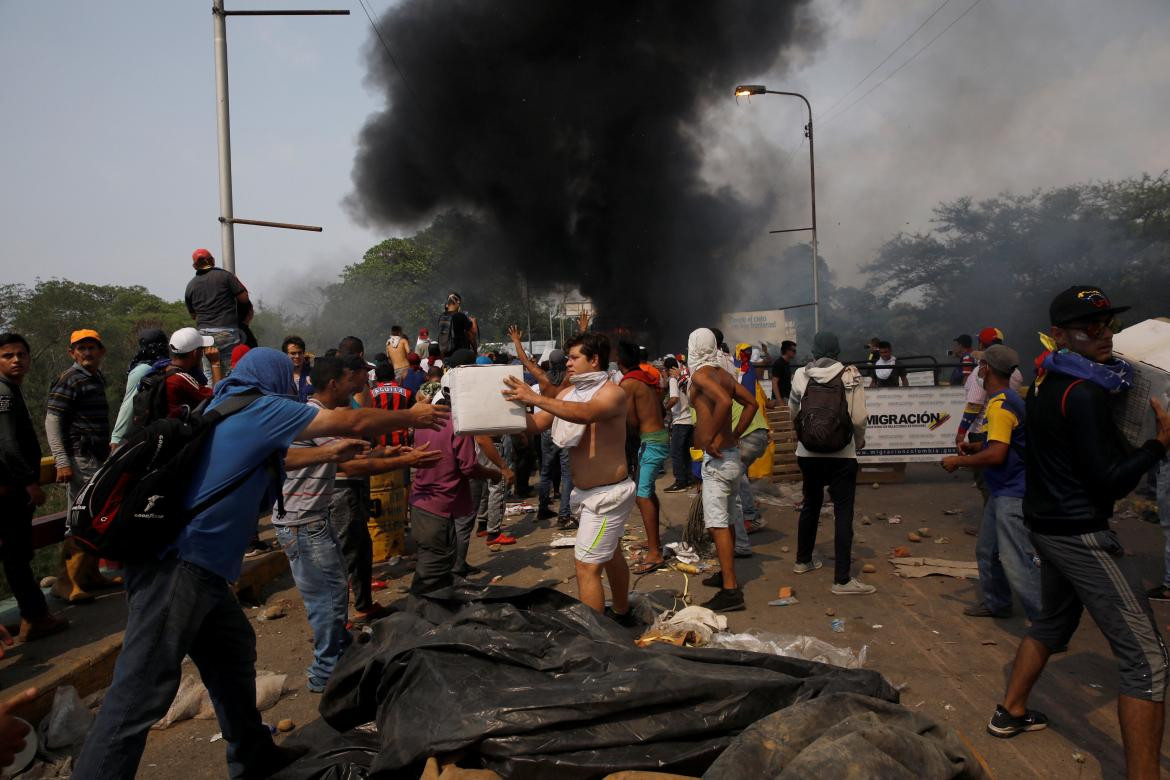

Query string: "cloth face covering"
[[209, 347, 294, 409], [688, 329, 720, 373], [550, 371, 609, 448]]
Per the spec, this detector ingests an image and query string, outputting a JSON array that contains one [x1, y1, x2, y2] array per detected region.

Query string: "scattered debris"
[[780, 545, 790, 553], [872, 625, 883, 630], [663, 541, 700, 564], [490, 575, 503, 584], [672, 562, 700, 575], [860, 514, 871, 525], [892, 546, 913, 558], [209, 732, 223, 743], [981, 639, 997, 646], [890, 557, 979, 579], [916, 527, 931, 537], [861, 563, 877, 574], [830, 619, 845, 633], [875, 513, 889, 522], [709, 630, 867, 668], [907, 532, 922, 543], [777, 586, 794, 599], [504, 502, 535, 516], [489, 544, 502, 552], [944, 704, 955, 712], [1088, 683, 1103, 689], [277, 719, 295, 733], [825, 608, 836, 617], [549, 536, 576, 548], [260, 605, 286, 621], [768, 597, 800, 607], [872, 482, 880, 489], [888, 515, 903, 525], [962, 526, 978, 536], [942, 509, 961, 515], [1072, 752, 1086, 764], [934, 537, 951, 545]]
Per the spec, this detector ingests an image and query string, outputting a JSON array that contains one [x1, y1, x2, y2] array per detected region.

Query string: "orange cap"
[[70, 329, 103, 346]]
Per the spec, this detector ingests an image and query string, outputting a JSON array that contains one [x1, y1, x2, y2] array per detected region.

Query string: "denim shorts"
[[700, 449, 744, 529]]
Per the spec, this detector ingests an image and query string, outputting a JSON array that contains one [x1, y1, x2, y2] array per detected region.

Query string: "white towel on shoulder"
[[550, 371, 609, 448]]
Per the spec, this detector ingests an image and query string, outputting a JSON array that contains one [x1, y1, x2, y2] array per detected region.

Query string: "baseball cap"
[[192, 248, 214, 263], [548, 348, 566, 365], [973, 344, 1020, 376], [170, 327, 214, 354], [230, 344, 251, 368], [978, 327, 1005, 348], [1049, 285, 1130, 326], [69, 329, 103, 346], [418, 328, 429, 338], [953, 334, 972, 348]]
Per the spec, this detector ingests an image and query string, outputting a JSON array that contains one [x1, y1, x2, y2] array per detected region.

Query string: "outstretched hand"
[[405, 442, 443, 468], [0, 687, 37, 769], [410, 403, 451, 431], [502, 375, 538, 405]]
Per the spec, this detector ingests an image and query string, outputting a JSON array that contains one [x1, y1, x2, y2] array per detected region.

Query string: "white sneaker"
[[792, 559, 823, 574], [832, 578, 876, 595]]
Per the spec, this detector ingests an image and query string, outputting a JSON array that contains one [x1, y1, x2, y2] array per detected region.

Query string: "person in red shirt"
[[370, 362, 414, 447], [165, 327, 222, 417]]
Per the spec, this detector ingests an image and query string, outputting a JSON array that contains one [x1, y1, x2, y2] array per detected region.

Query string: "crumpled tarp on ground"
[[703, 692, 987, 779], [278, 584, 900, 779]]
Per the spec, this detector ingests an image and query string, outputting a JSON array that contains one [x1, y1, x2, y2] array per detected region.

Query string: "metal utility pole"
[[211, 2, 348, 274], [734, 85, 820, 332]]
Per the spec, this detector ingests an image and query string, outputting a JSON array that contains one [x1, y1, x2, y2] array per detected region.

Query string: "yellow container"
[[369, 468, 405, 491], [369, 485, 408, 561]]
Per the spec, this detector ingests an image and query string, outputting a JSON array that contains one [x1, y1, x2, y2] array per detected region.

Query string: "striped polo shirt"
[[46, 363, 110, 452]]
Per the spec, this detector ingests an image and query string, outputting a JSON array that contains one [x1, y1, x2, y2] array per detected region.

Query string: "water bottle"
[[831, 618, 845, 633]]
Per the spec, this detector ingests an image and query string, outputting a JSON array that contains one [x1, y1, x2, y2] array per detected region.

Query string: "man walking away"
[[942, 345, 1041, 619], [663, 356, 694, 492], [988, 286, 1170, 780], [789, 332, 873, 595], [110, 329, 169, 452], [950, 334, 976, 386], [73, 348, 448, 780], [184, 248, 250, 377], [437, 293, 477, 358], [46, 329, 118, 604], [0, 334, 69, 641], [769, 340, 797, 407], [687, 328, 758, 613]]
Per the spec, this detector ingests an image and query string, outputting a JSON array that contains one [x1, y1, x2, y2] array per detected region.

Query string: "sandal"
[[631, 560, 666, 576]]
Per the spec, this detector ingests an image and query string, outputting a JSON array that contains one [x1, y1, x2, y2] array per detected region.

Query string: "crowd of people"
[[1, 255, 1169, 778]]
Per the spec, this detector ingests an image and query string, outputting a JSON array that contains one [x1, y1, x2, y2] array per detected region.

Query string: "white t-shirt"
[[668, 376, 692, 426]]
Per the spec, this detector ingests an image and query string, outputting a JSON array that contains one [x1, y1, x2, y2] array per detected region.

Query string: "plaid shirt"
[[46, 363, 110, 456]]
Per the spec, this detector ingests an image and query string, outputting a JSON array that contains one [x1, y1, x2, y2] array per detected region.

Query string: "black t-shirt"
[[450, 311, 472, 351], [770, 356, 792, 400], [184, 268, 246, 328]]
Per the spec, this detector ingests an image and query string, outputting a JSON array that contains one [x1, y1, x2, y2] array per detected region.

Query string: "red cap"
[[978, 327, 1004, 347], [230, 344, 251, 368], [407, 351, 421, 365], [418, 328, 429, 338], [192, 248, 214, 263]]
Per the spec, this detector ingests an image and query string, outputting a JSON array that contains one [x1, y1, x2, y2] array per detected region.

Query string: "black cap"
[[953, 334, 972, 348], [1049, 285, 1131, 326]]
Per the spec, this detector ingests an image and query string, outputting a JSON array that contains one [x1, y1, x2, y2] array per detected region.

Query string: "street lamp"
[[734, 84, 820, 333]]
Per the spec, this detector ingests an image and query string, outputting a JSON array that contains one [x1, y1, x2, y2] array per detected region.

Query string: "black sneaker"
[[1146, 586, 1170, 601], [557, 517, 578, 530], [537, 507, 557, 521], [963, 602, 1011, 618], [987, 704, 1048, 738], [701, 587, 745, 613], [663, 482, 689, 493], [702, 570, 725, 588], [605, 606, 640, 628]]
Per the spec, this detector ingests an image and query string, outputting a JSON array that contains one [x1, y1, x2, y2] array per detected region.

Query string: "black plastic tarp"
[[704, 691, 987, 779], [277, 584, 902, 779]]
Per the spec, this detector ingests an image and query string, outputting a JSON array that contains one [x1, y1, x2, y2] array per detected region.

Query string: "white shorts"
[[570, 479, 636, 564]]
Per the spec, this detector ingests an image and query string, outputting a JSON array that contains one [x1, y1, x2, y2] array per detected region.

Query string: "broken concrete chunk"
[[861, 563, 877, 574], [907, 532, 922, 543]]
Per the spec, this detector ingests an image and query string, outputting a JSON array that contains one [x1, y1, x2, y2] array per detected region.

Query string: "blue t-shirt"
[[179, 396, 318, 581]]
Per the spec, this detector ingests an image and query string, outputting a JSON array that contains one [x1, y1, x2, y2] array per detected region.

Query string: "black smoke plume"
[[347, 1, 820, 345]]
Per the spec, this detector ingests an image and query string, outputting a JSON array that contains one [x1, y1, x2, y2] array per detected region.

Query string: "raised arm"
[[508, 325, 557, 396]]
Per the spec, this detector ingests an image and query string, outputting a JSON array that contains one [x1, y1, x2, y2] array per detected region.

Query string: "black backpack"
[[126, 364, 182, 438], [70, 391, 284, 563], [794, 368, 854, 453], [437, 311, 454, 356]]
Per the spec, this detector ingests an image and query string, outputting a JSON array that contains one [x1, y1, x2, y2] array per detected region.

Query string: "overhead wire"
[[817, 0, 957, 122], [821, 0, 987, 126]]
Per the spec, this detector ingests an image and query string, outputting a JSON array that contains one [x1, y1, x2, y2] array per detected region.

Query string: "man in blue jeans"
[[184, 247, 250, 377], [73, 348, 449, 780], [943, 345, 1041, 619], [275, 356, 440, 693]]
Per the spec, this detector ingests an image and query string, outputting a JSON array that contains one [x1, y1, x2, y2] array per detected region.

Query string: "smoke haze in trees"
[[346, 1, 821, 344]]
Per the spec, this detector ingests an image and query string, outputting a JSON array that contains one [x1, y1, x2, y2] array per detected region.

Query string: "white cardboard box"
[[448, 365, 528, 436], [1112, 318, 1170, 448]]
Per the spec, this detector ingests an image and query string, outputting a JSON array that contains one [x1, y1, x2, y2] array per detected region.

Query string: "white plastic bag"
[[708, 631, 868, 669], [37, 685, 92, 751]]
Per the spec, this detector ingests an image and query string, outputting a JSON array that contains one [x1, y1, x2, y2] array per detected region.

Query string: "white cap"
[[170, 327, 214, 354]]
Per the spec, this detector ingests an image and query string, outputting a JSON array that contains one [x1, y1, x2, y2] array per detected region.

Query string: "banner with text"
[[720, 309, 798, 353], [857, 386, 967, 463]]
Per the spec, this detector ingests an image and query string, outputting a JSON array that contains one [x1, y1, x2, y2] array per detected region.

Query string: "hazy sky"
[[3, 0, 1167, 306]]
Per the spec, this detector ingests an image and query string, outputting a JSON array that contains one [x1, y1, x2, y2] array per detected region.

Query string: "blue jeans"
[[977, 495, 1042, 617], [199, 326, 240, 377], [275, 518, 351, 689], [669, 424, 694, 485], [539, 430, 573, 519], [736, 429, 769, 524], [74, 557, 275, 780]]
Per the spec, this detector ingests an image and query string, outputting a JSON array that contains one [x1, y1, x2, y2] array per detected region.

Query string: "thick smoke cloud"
[[347, 1, 820, 344]]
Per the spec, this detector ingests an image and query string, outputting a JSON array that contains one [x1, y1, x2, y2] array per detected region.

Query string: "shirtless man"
[[502, 332, 637, 623], [687, 327, 758, 612], [616, 341, 669, 574], [385, 326, 411, 382]]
